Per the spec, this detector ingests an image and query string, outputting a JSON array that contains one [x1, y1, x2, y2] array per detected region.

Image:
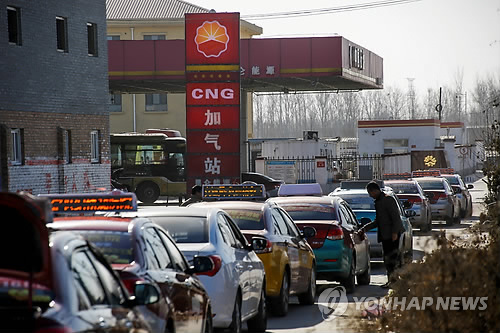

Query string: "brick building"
[[0, 0, 110, 194]]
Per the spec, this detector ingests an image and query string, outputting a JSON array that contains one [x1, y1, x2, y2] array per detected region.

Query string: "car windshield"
[[387, 183, 419, 194], [279, 204, 338, 221], [443, 176, 459, 185], [224, 209, 265, 230], [149, 217, 208, 243], [416, 180, 445, 190], [78, 230, 133, 264], [334, 194, 375, 210]]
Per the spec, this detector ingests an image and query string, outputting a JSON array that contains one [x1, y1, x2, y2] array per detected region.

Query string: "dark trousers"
[[381, 235, 400, 280]]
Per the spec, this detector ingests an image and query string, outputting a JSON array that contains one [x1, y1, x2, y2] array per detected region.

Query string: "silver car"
[[117, 207, 268, 333], [414, 177, 461, 225], [385, 180, 432, 232]]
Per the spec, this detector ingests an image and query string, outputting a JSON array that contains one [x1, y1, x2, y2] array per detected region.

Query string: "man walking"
[[362, 181, 405, 288], [180, 185, 203, 206]]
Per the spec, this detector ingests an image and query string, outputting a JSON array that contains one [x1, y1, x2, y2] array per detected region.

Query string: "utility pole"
[[436, 87, 443, 121]]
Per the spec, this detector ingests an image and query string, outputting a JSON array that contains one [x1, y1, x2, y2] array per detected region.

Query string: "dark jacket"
[[364, 192, 404, 242], [180, 197, 202, 207]]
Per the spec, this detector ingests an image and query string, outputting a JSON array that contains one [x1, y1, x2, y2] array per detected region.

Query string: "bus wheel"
[[136, 182, 160, 204]]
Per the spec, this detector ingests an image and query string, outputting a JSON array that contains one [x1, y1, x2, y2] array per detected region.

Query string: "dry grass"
[[356, 221, 500, 333]]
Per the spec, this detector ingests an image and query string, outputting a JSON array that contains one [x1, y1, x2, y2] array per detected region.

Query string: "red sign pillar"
[[185, 13, 241, 188]]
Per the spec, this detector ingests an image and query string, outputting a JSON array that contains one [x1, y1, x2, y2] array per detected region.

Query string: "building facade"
[[106, 0, 262, 137], [358, 119, 443, 156], [0, 0, 109, 194]]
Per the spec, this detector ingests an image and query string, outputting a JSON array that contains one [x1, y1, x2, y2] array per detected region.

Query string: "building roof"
[[106, 0, 208, 20]]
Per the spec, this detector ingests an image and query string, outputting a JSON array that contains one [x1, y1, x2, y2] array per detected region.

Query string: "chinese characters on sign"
[[185, 13, 241, 188]]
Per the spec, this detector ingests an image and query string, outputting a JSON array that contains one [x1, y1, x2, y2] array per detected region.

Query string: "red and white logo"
[[195, 20, 230, 58]]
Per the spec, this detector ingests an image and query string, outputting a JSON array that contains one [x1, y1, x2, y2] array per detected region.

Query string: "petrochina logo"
[[195, 20, 229, 58]]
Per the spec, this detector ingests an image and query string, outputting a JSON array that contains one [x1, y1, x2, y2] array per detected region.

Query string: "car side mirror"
[[405, 210, 416, 218], [133, 282, 160, 306], [301, 226, 317, 238], [186, 256, 214, 275], [359, 217, 372, 226], [425, 192, 434, 199], [251, 236, 268, 251], [467, 184, 474, 189]]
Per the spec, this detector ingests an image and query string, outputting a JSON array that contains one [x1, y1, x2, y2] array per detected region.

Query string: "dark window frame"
[[87, 22, 98, 56], [10, 128, 24, 165], [56, 16, 68, 52], [7, 6, 22, 45]]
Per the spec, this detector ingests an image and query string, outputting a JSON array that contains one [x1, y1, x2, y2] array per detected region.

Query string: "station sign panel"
[[185, 12, 241, 188], [185, 13, 240, 65], [186, 106, 240, 129]]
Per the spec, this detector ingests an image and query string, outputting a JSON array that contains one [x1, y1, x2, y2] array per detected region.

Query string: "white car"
[[117, 207, 268, 333]]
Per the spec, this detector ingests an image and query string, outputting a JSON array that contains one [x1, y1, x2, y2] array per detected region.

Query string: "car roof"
[[384, 179, 416, 184], [49, 219, 132, 232], [413, 177, 444, 181], [191, 200, 269, 211], [331, 189, 369, 195], [270, 195, 340, 206], [114, 206, 217, 219]]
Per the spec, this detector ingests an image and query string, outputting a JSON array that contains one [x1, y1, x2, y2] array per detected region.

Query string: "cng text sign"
[[185, 13, 240, 187]]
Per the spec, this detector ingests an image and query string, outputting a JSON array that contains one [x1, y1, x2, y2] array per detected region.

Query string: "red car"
[[0, 192, 154, 333], [49, 216, 215, 333]]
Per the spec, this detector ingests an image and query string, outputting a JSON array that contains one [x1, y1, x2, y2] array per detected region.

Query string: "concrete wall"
[[261, 139, 337, 158], [358, 120, 441, 155]]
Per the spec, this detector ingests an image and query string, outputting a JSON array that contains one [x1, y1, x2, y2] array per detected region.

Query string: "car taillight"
[[122, 276, 145, 295], [254, 239, 273, 254], [326, 226, 343, 240], [196, 255, 222, 277], [436, 193, 447, 200]]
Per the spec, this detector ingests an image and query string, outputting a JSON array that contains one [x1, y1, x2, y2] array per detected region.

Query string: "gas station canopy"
[[108, 36, 383, 93]]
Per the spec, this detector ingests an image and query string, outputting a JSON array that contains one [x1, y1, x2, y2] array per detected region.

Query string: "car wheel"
[[341, 256, 355, 293], [270, 270, 289, 316], [247, 286, 267, 332], [356, 254, 371, 285], [136, 181, 160, 204], [229, 293, 242, 333], [298, 266, 316, 305], [204, 306, 213, 333]]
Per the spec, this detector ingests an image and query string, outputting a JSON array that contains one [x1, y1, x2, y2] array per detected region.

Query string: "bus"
[[110, 132, 186, 203]]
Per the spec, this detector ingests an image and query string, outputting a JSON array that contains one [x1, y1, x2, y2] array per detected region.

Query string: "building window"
[[87, 22, 98, 56], [7, 6, 22, 45], [109, 94, 122, 112], [143, 34, 165, 40], [11, 128, 23, 165], [63, 129, 72, 163], [107, 35, 120, 40], [383, 138, 408, 154], [145, 94, 167, 111], [56, 16, 68, 52], [90, 130, 100, 163]]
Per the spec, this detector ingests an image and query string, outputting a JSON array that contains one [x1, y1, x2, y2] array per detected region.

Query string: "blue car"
[[330, 189, 414, 264]]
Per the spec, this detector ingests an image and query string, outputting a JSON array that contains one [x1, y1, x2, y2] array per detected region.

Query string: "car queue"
[[2, 170, 471, 332]]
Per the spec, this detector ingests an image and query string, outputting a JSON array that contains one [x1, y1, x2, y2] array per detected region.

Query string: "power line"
[[241, 0, 423, 20]]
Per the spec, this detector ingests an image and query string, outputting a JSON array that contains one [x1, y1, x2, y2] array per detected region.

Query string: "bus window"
[[111, 144, 122, 167]]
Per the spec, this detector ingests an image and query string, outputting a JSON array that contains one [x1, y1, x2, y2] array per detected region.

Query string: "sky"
[[191, 0, 500, 95]]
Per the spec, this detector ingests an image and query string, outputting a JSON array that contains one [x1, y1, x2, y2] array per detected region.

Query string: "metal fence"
[[263, 155, 384, 184]]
